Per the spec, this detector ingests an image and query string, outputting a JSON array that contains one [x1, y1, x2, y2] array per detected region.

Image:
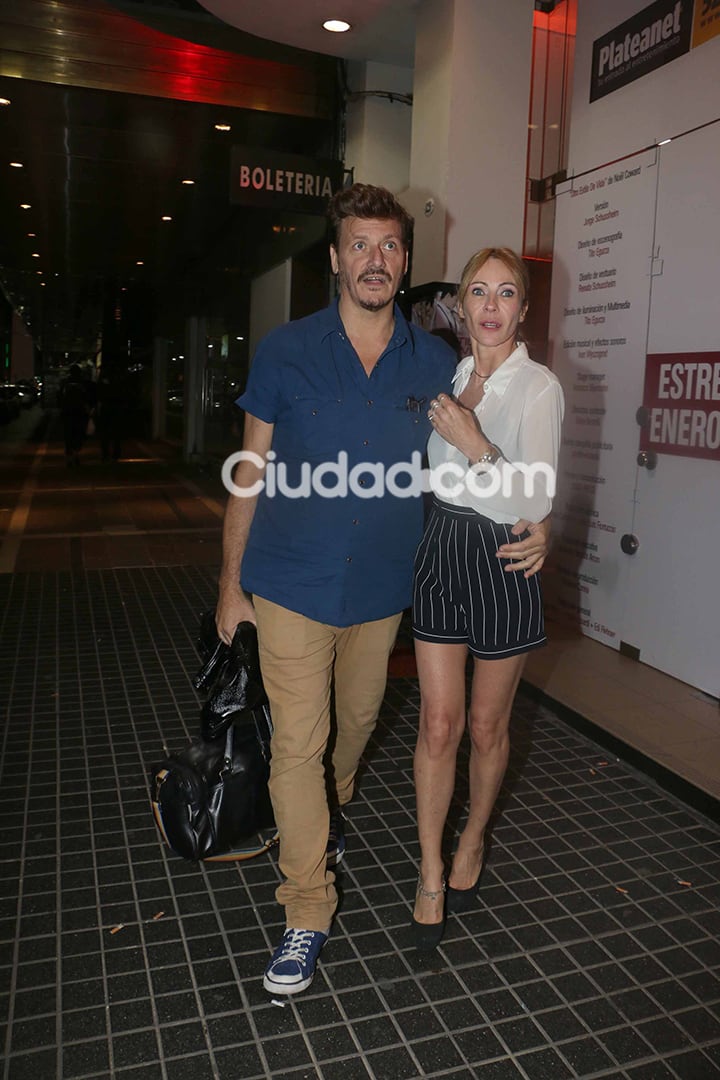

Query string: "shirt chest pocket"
[[285, 396, 347, 460], [373, 399, 429, 455]]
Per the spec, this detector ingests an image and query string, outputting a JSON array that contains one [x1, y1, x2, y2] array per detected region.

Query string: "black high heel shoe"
[[447, 848, 485, 915], [410, 874, 446, 951]]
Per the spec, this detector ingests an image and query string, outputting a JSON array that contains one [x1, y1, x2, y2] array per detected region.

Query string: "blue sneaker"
[[326, 809, 346, 867], [263, 928, 328, 995]]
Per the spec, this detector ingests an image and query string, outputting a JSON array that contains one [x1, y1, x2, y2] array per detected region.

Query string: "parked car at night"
[[167, 388, 184, 412], [0, 385, 22, 424], [14, 379, 41, 406]]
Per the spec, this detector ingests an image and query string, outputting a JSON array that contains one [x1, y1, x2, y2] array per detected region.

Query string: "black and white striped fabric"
[[412, 499, 546, 659]]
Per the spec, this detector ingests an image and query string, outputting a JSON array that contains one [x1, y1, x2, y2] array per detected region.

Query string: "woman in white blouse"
[[410, 247, 564, 950]]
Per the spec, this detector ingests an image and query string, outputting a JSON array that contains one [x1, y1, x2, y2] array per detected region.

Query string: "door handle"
[[637, 450, 657, 470], [621, 534, 639, 555]]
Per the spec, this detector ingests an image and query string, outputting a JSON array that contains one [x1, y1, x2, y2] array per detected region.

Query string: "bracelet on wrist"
[[469, 444, 502, 468]]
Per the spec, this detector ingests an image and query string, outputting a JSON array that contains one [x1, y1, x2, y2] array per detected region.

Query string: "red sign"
[[640, 352, 720, 461]]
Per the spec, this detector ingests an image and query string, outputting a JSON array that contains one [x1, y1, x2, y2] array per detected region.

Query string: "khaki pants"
[[253, 596, 402, 930]]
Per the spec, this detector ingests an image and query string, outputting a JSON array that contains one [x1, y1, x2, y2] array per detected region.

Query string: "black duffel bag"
[[194, 612, 268, 741], [151, 617, 277, 862]]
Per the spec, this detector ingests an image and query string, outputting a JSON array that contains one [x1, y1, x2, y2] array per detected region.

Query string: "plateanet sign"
[[590, 0, 693, 101]]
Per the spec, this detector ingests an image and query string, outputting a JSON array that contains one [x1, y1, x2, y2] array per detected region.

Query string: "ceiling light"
[[20, 203, 31, 209], [136, 260, 144, 266], [10, 161, 23, 168], [181, 179, 195, 185], [161, 215, 172, 221], [323, 19, 351, 32], [0, 98, 10, 106], [31, 252, 40, 258], [215, 123, 231, 132], [27, 232, 36, 237], [658, 138, 672, 146], [547, 122, 559, 129], [40, 282, 46, 286]]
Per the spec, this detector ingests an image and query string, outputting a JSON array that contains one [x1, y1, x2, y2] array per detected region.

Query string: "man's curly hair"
[[327, 183, 414, 249]]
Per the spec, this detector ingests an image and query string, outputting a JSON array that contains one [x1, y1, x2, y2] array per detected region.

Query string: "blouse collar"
[[452, 341, 529, 398]]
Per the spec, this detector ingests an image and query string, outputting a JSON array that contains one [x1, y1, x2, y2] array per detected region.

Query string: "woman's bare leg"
[[413, 640, 468, 924], [448, 653, 527, 890]]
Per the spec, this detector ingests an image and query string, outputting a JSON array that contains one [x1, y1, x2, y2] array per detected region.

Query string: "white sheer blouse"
[[427, 343, 565, 525]]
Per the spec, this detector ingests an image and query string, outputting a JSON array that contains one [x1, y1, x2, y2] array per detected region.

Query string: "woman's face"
[[458, 257, 527, 358]]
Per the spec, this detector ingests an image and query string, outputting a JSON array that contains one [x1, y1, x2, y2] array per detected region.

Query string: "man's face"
[[330, 217, 408, 313]]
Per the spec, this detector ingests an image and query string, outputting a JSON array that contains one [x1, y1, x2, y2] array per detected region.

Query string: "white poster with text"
[[546, 148, 658, 647]]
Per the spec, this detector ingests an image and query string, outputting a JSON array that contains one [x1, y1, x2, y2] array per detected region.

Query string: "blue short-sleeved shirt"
[[237, 300, 455, 626]]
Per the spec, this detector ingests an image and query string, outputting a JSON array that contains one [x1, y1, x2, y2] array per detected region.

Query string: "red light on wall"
[[533, 3, 576, 35]]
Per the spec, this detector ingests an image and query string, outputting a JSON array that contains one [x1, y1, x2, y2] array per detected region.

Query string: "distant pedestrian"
[[96, 363, 130, 460], [58, 364, 93, 466]]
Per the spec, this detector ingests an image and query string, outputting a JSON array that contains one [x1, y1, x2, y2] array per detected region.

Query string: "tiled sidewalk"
[[1, 565, 719, 1079]]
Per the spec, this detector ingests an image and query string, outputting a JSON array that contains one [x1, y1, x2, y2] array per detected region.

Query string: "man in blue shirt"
[[216, 184, 544, 995]]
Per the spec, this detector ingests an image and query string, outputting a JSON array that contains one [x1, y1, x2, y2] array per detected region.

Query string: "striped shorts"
[[412, 499, 546, 659]]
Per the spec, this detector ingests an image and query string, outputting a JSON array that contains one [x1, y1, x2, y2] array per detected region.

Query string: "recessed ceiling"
[[0, 0, 341, 356], [1, 77, 336, 350], [197, 0, 419, 67], [0, 0, 557, 358]]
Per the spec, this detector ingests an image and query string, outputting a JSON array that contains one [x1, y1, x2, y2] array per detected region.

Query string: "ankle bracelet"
[[416, 874, 446, 901]]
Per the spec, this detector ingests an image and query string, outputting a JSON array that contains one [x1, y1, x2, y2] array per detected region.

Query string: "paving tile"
[[1, 502, 719, 1080]]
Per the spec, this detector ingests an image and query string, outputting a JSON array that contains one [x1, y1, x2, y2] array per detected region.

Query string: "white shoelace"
[[277, 929, 315, 961]]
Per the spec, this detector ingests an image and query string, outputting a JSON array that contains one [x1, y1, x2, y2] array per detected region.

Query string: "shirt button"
[[358, 478, 366, 486], [312, 409, 318, 415], [346, 556, 352, 562], [352, 519, 359, 525], [363, 440, 369, 446], [367, 400, 373, 406]]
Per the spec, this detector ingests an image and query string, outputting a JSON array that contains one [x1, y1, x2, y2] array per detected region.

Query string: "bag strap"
[[223, 724, 234, 766], [203, 831, 279, 863], [254, 704, 273, 761]]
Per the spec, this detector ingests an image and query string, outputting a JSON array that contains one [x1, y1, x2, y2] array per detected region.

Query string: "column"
[[151, 335, 167, 441], [183, 315, 206, 461], [404, 0, 534, 284], [344, 60, 414, 193]]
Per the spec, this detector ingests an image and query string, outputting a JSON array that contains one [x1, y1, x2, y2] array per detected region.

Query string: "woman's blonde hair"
[[457, 247, 529, 310]]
